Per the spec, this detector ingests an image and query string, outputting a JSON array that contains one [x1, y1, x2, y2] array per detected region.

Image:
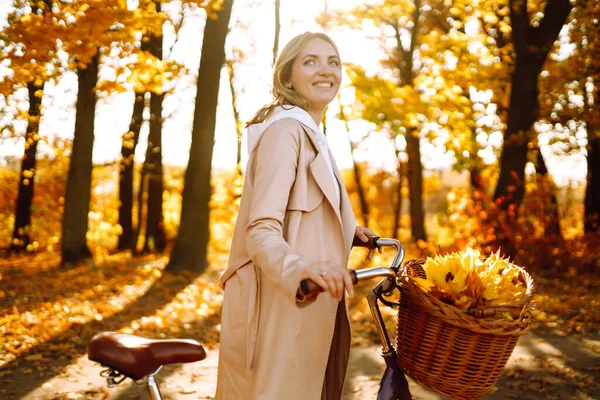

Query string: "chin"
[[313, 95, 336, 107]]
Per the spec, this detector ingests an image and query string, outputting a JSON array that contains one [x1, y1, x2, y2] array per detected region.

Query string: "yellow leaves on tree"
[[119, 50, 187, 95], [0, 0, 221, 96], [0, 12, 60, 93], [346, 65, 426, 133]]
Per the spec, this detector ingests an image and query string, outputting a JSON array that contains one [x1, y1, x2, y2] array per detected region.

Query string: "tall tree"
[[143, 87, 166, 253], [2, 0, 57, 251], [61, 51, 100, 263], [167, 0, 234, 274], [392, 146, 404, 239], [536, 0, 599, 235], [11, 81, 43, 251], [533, 146, 561, 236], [60, 0, 140, 263], [141, 0, 166, 253], [116, 0, 192, 251], [493, 0, 572, 210], [338, 97, 370, 228], [226, 55, 244, 170], [397, 0, 426, 242], [585, 121, 600, 234], [578, 1, 600, 234], [327, 0, 428, 241], [117, 92, 145, 250]]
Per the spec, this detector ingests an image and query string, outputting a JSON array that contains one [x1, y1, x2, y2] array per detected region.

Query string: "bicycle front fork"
[[367, 277, 396, 356], [367, 278, 413, 400]]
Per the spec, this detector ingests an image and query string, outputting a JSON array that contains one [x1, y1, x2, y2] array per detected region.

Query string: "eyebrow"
[[302, 54, 340, 60]]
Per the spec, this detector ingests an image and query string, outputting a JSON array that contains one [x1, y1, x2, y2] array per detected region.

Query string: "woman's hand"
[[354, 226, 382, 261], [302, 263, 355, 301]]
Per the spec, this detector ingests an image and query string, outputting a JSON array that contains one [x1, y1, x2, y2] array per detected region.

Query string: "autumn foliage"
[[0, 0, 599, 398]]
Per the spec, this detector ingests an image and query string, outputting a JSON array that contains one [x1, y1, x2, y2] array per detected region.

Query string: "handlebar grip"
[[297, 269, 358, 300], [352, 235, 380, 249]]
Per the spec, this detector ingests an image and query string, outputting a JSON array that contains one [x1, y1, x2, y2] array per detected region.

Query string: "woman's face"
[[289, 38, 341, 114]]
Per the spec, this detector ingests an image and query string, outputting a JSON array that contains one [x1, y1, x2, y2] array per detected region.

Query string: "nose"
[[318, 67, 332, 76]]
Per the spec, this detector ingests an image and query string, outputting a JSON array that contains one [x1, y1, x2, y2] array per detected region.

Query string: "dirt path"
[[3, 326, 598, 400]]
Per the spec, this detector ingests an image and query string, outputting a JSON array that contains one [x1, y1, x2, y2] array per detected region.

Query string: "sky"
[[0, 0, 588, 186]]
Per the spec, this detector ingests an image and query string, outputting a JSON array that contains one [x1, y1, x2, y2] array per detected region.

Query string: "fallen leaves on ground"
[[529, 275, 600, 336], [0, 251, 223, 371], [1, 246, 599, 399]]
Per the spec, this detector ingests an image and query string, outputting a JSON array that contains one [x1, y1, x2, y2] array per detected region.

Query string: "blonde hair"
[[245, 32, 341, 127]]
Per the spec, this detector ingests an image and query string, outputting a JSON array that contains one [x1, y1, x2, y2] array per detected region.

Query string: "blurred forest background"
[[0, 0, 599, 398]]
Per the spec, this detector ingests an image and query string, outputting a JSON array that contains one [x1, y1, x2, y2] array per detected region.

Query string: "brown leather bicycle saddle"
[[87, 332, 206, 380]]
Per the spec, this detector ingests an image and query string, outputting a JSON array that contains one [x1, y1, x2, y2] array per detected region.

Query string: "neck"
[[307, 108, 324, 127]]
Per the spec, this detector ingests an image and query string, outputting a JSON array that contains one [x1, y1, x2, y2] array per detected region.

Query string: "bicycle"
[[88, 237, 412, 400]]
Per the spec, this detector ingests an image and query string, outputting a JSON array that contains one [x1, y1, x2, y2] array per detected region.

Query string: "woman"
[[215, 32, 379, 399]]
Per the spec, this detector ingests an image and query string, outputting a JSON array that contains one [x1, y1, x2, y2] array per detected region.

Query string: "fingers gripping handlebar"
[[297, 237, 405, 300], [351, 235, 380, 249]]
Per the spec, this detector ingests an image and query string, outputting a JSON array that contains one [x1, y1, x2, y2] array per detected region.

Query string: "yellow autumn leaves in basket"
[[409, 247, 527, 312]]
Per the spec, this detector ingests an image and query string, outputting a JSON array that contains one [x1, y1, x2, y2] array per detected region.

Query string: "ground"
[[2, 326, 599, 400], [1, 254, 599, 399]]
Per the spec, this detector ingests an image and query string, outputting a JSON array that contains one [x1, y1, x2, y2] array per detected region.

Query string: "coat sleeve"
[[245, 119, 312, 305]]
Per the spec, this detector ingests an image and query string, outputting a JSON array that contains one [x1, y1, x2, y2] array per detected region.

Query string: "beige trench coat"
[[215, 118, 357, 400]]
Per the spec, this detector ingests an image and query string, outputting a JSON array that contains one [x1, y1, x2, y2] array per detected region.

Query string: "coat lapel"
[[308, 154, 343, 227], [302, 126, 356, 255]]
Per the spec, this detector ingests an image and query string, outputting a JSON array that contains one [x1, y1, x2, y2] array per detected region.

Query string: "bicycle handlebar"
[[297, 237, 405, 300], [298, 266, 396, 299], [351, 235, 381, 249]]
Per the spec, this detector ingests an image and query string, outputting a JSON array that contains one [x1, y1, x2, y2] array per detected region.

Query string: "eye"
[[329, 60, 340, 67], [303, 59, 316, 65]]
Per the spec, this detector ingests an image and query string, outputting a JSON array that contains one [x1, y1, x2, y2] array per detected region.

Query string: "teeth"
[[314, 82, 332, 87]]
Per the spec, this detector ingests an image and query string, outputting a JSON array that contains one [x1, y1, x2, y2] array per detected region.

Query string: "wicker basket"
[[395, 259, 535, 400]]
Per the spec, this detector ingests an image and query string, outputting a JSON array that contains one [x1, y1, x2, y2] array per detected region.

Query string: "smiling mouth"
[[313, 82, 333, 88]]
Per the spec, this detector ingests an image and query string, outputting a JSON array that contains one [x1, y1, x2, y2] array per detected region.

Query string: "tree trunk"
[[143, 90, 166, 252], [584, 121, 600, 234], [494, 0, 572, 210], [11, 81, 43, 251], [468, 119, 485, 194], [469, 164, 484, 193], [339, 100, 369, 227], [10, 0, 52, 252], [392, 146, 403, 239], [117, 93, 144, 250], [493, 62, 541, 209], [226, 58, 243, 169], [166, 0, 233, 274], [392, 1, 427, 242], [61, 52, 100, 264], [273, 0, 281, 65], [534, 147, 562, 237], [133, 168, 147, 255], [405, 131, 426, 241], [351, 152, 369, 228], [142, 16, 166, 253]]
